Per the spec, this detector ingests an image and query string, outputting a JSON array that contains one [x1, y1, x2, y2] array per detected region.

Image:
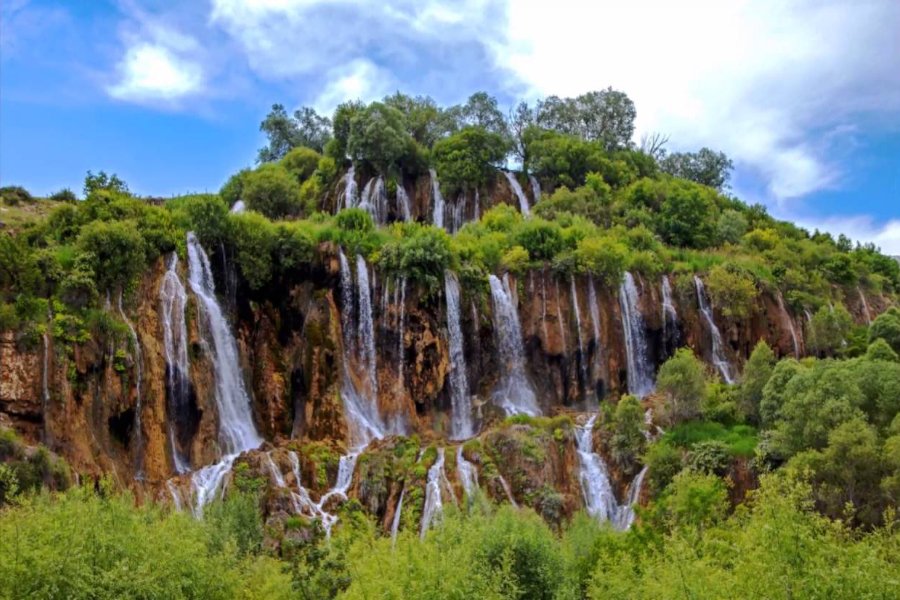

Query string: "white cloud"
[[789, 214, 900, 255], [313, 59, 395, 114], [107, 43, 203, 101], [494, 0, 900, 202]]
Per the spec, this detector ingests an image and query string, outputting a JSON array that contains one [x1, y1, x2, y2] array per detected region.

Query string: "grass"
[[0, 198, 62, 230], [663, 420, 759, 458]]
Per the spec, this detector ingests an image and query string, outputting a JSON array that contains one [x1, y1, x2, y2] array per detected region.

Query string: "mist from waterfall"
[[694, 276, 734, 384], [488, 274, 540, 416], [503, 171, 530, 216], [445, 271, 474, 439], [618, 272, 655, 399]]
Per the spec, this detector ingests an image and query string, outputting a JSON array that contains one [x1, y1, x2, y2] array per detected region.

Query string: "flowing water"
[[359, 176, 388, 225], [616, 465, 648, 530], [445, 272, 474, 439], [159, 253, 192, 474], [390, 487, 406, 545], [117, 291, 144, 478], [570, 276, 589, 391], [430, 168, 445, 229], [397, 184, 412, 222], [555, 278, 567, 350], [529, 175, 541, 203], [857, 286, 872, 324], [619, 272, 655, 398], [497, 474, 518, 508], [474, 189, 480, 222], [661, 275, 678, 354], [503, 171, 530, 216], [42, 307, 51, 445], [488, 275, 540, 416], [450, 192, 468, 234], [167, 481, 184, 512], [693, 276, 734, 383], [420, 448, 446, 538], [356, 255, 378, 405], [229, 200, 245, 214], [186, 233, 263, 514], [456, 446, 479, 499], [337, 165, 357, 211], [396, 278, 407, 404], [776, 292, 800, 357]]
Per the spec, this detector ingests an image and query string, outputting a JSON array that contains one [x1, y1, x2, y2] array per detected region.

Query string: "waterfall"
[[456, 446, 479, 498], [186, 233, 262, 514], [187, 233, 262, 455], [397, 184, 412, 222], [167, 481, 184, 512], [776, 292, 800, 357], [337, 250, 384, 447], [488, 275, 540, 416], [420, 448, 446, 538], [497, 474, 518, 507], [474, 189, 480, 222], [159, 253, 191, 474], [229, 200, 245, 214], [359, 176, 387, 225], [857, 286, 872, 324], [529, 175, 541, 203], [555, 278, 567, 350], [430, 168, 445, 229], [451, 192, 468, 234], [588, 276, 602, 344], [117, 291, 144, 478], [396, 278, 407, 402], [540, 272, 550, 344], [661, 275, 678, 356], [42, 307, 51, 445], [693, 276, 734, 384], [317, 452, 360, 513], [618, 272, 655, 399], [445, 272, 473, 439], [391, 487, 406, 544], [337, 165, 357, 211], [576, 415, 644, 530], [264, 452, 287, 488], [503, 171, 530, 216], [570, 276, 589, 391]]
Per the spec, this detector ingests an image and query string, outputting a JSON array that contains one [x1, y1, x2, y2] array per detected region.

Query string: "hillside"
[[2, 90, 899, 599]]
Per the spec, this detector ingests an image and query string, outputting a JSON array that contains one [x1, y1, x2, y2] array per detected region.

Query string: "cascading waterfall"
[[167, 481, 184, 512], [555, 278, 567, 349], [488, 274, 540, 416], [503, 171, 530, 216], [117, 291, 144, 478], [450, 192, 468, 233], [359, 176, 388, 225], [857, 286, 872, 324], [337, 165, 357, 211], [587, 275, 603, 382], [576, 415, 644, 530], [661, 275, 678, 354], [391, 487, 406, 545], [229, 200, 245, 214], [497, 474, 518, 508], [445, 272, 473, 439], [456, 446, 479, 498], [570, 276, 589, 391], [776, 292, 800, 357], [159, 253, 191, 474], [529, 175, 541, 203], [430, 168, 445, 229], [693, 276, 734, 384], [420, 448, 447, 538], [337, 250, 384, 447], [186, 233, 263, 514], [396, 184, 412, 222], [618, 272, 655, 399], [396, 277, 407, 403], [540, 272, 550, 344]]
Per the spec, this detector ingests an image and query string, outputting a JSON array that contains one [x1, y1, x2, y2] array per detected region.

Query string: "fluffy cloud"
[[107, 43, 203, 102], [495, 0, 900, 202], [313, 59, 396, 113]]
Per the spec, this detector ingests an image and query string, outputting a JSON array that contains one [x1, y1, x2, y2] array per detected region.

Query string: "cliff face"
[[0, 174, 894, 528]]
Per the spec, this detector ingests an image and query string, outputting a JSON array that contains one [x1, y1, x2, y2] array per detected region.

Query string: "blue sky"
[[2, 0, 899, 252]]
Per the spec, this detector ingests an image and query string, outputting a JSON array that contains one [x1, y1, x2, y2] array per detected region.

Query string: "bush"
[[50, 188, 78, 204], [644, 441, 683, 495], [0, 185, 33, 206], [500, 245, 530, 274], [686, 440, 731, 475], [280, 146, 321, 182], [230, 212, 276, 290], [219, 168, 250, 209], [738, 341, 775, 422], [866, 338, 899, 362], [377, 224, 451, 291], [869, 307, 900, 353], [705, 263, 757, 319], [717, 209, 748, 244], [656, 348, 708, 427], [573, 236, 627, 286], [431, 126, 508, 195], [76, 220, 146, 292], [512, 218, 564, 261], [606, 395, 647, 471], [241, 163, 305, 219], [181, 194, 231, 247], [807, 303, 853, 356]]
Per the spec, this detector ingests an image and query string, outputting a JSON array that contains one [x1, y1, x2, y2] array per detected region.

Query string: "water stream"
[[693, 276, 734, 383], [488, 274, 540, 416], [619, 272, 654, 398], [503, 171, 530, 216], [445, 272, 473, 439]]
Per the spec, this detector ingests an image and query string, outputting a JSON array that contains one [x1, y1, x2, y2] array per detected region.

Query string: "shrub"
[[512, 218, 564, 261], [738, 341, 775, 423], [241, 163, 305, 219], [807, 303, 853, 356], [606, 395, 647, 471], [705, 263, 757, 319], [686, 440, 731, 475], [866, 338, 899, 362], [219, 168, 250, 209], [656, 348, 708, 427], [230, 212, 276, 290], [869, 307, 900, 353], [573, 236, 627, 286], [50, 188, 78, 204], [0, 185, 34, 205], [280, 146, 321, 182], [644, 441, 682, 495], [431, 127, 508, 195], [717, 209, 748, 244], [500, 245, 530, 274], [76, 220, 146, 292], [377, 225, 451, 291], [181, 194, 231, 247]]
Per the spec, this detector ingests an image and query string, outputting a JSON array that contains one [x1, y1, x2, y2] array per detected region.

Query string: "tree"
[[347, 102, 412, 174], [83, 171, 128, 197], [258, 104, 331, 161], [241, 164, 305, 219], [574, 236, 627, 286], [656, 179, 719, 249], [279, 146, 321, 183], [431, 127, 508, 194], [869, 307, 900, 353], [76, 220, 146, 292], [807, 304, 853, 356], [639, 132, 669, 161], [459, 92, 509, 139], [705, 263, 758, 320], [508, 101, 536, 167], [657, 349, 708, 427], [327, 100, 366, 161], [660, 148, 734, 191], [738, 341, 775, 423], [717, 209, 749, 245], [606, 395, 648, 471], [382, 92, 454, 147], [536, 88, 636, 151]]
